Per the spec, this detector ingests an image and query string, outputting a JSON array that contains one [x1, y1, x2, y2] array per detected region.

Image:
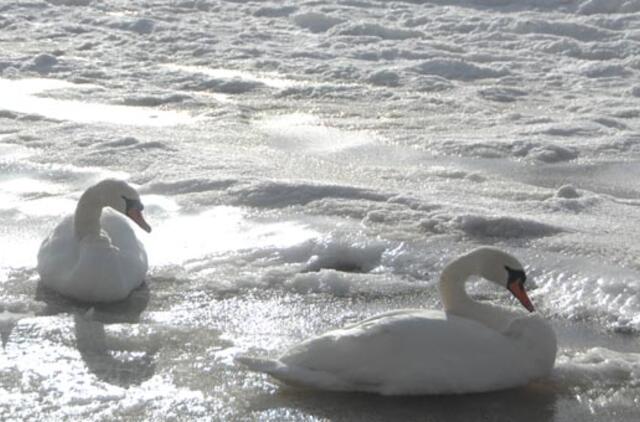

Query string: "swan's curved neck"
[[74, 186, 104, 240], [438, 253, 511, 331], [438, 254, 476, 313]]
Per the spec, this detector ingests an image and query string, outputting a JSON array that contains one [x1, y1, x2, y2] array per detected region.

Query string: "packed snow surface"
[[1, 0, 639, 420]]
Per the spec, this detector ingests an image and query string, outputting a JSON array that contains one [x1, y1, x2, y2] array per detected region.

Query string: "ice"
[[0, 79, 194, 126], [533, 255, 640, 332], [164, 65, 300, 90], [257, 113, 377, 154], [556, 347, 640, 412], [147, 206, 320, 266], [1, 0, 640, 419]]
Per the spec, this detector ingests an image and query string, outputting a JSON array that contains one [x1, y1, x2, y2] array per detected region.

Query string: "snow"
[[292, 12, 344, 34], [411, 59, 509, 81], [1, 0, 639, 419]]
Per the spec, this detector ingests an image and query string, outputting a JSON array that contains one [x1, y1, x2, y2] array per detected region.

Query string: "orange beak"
[[507, 281, 534, 312], [127, 208, 152, 233]]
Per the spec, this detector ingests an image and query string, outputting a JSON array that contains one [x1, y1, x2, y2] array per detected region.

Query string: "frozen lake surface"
[[1, 0, 639, 420]]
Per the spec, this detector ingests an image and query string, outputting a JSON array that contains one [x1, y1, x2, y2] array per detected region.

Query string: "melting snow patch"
[[580, 63, 631, 78], [455, 215, 562, 239], [367, 69, 401, 87], [334, 23, 423, 40], [302, 238, 386, 273], [411, 59, 508, 81], [478, 86, 527, 102], [110, 18, 156, 35], [141, 178, 237, 195], [46, 0, 93, 4], [24, 54, 58, 74], [535, 256, 640, 332], [511, 19, 612, 42], [165, 65, 300, 90], [228, 179, 388, 208], [254, 5, 297, 17], [556, 185, 581, 199], [287, 271, 352, 296], [292, 12, 343, 33], [555, 347, 640, 410], [578, 0, 640, 15]]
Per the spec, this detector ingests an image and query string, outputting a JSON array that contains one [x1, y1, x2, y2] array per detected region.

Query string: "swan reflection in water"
[[247, 382, 560, 422], [36, 281, 157, 388]]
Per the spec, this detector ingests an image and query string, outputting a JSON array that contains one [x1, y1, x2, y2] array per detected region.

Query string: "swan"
[[237, 247, 557, 395], [37, 179, 151, 303]]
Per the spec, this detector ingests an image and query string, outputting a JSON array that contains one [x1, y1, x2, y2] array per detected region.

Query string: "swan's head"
[[473, 247, 535, 312], [97, 179, 151, 233]]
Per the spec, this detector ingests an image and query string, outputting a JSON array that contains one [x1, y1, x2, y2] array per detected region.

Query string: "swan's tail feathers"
[[235, 355, 322, 387], [235, 355, 352, 391], [235, 355, 282, 374]]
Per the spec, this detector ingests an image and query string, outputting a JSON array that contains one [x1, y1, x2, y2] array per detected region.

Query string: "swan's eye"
[[505, 266, 526, 285], [122, 196, 144, 212]]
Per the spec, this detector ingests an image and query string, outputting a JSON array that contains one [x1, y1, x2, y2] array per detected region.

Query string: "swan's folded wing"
[[503, 314, 557, 376], [269, 311, 541, 394], [37, 216, 78, 285]]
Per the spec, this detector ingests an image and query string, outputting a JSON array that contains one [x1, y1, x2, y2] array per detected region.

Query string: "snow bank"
[[286, 271, 358, 296], [28, 54, 58, 73], [302, 238, 386, 273], [455, 215, 562, 238], [580, 63, 631, 78], [557, 347, 640, 386], [555, 185, 580, 199], [367, 69, 401, 87], [511, 19, 612, 42], [122, 94, 192, 107], [411, 59, 508, 81], [141, 178, 237, 195], [478, 87, 527, 102], [578, 0, 640, 15], [109, 18, 156, 35], [228, 180, 389, 208], [292, 12, 343, 33], [46, 0, 93, 5], [285, 270, 414, 297], [254, 5, 297, 18], [555, 347, 640, 411], [183, 77, 264, 94], [333, 23, 423, 40], [535, 257, 640, 332], [525, 145, 579, 163]]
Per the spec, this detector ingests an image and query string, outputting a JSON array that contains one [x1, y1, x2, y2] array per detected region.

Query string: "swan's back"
[[37, 210, 147, 302], [504, 314, 557, 376]]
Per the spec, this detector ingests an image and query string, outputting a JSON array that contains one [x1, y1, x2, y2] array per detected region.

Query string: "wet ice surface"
[[1, 0, 640, 420]]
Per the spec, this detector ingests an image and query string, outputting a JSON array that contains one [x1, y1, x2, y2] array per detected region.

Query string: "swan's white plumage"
[[37, 181, 149, 303], [237, 248, 557, 395]]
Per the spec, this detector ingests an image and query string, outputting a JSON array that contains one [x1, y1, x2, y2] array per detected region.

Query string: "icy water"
[[1, 0, 640, 420]]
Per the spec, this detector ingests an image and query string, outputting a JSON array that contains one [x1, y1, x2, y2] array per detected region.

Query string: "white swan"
[[37, 179, 151, 303], [237, 247, 557, 395]]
